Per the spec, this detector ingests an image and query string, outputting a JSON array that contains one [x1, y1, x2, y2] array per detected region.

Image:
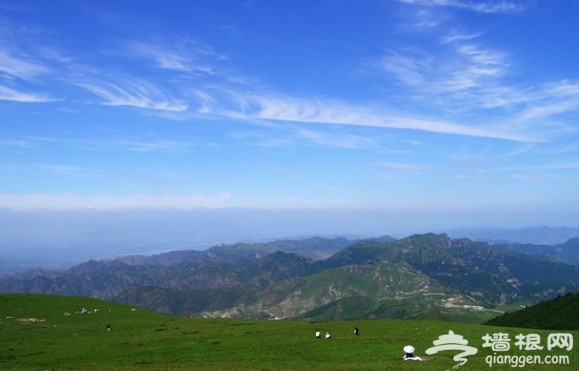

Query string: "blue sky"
[[2, 0, 579, 239]]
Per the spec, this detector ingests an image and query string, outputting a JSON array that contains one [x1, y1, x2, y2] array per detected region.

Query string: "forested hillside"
[[484, 292, 579, 330]]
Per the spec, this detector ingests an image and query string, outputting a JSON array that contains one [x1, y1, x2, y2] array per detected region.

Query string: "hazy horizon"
[[2, 208, 578, 274]]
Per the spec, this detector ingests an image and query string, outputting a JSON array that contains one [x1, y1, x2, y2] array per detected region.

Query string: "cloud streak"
[[78, 80, 188, 111], [126, 39, 227, 75], [224, 94, 540, 142], [1, 12, 562, 144], [0, 49, 51, 80], [391, 0, 525, 14], [0, 84, 55, 102]]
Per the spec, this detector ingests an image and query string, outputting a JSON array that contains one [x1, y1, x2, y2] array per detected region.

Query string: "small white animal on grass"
[[325, 332, 331, 339]]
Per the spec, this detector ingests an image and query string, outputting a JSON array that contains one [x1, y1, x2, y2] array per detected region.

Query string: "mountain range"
[[1, 233, 578, 323], [494, 238, 579, 265]]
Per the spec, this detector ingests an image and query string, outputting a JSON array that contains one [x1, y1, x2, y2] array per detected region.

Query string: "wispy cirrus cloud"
[[0, 2, 568, 146], [516, 80, 579, 125], [0, 44, 58, 102], [370, 25, 579, 142], [0, 136, 34, 149], [515, 97, 579, 127], [391, 0, 525, 14], [379, 0, 531, 111], [232, 126, 379, 149], [0, 84, 55, 102], [294, 128, 379, 149], [377, 37, 511, 105], [123, 38, 256, 86], [378, 50, 432, 86], [0, 23, 232, 110], [441, 44, 508, 90], [222, 93, 539, 142], [77, 79, 188, 111], [127, 39, 226, 75], [110, 138, 196, 152], [0, 49, 51, 80]]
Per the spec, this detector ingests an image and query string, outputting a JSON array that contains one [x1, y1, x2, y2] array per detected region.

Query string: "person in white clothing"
[[403, 345, 422, 361]]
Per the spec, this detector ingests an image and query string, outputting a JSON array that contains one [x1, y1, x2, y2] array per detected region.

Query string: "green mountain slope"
[[484, 292, 579, 330], [320, 233, 579, 305]]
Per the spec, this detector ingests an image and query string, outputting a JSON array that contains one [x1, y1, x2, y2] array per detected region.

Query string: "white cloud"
[[0, 84, 54, 102], [236, 126, 379, 149], [0, 41, 57, 102], [0, 49, 50, 80], [391, 0, 525, 14], [129, 41, 193, 72], [516, 100, 578, 126], [294, 128, 378, 149], [224, 93, 539, 142], [378, 50, 431, 85], [446, 44, 508, 85], [365, 29, 579, 142], [111, 138, 195, 152], [377, 37, 511, 101], [78, 80, 188, 112], [125, 39, 230, 80], [0, 137, 33, 149], [511, 80, 579, 130]]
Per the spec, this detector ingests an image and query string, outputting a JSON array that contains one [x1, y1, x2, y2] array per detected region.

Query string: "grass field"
[[1, 294, 577, 370]]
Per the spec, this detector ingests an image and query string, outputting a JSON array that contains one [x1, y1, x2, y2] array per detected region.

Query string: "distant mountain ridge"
[[0, 237, 366, 299], [449, 226, 579, 245], [494, 238, 579, 265], [2, 233, 579, 322], [2, 225, 577, 276], [114, 236, 367, 266]]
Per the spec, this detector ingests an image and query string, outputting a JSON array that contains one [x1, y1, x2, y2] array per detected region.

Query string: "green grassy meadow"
[[1, 294, 577, 370]]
